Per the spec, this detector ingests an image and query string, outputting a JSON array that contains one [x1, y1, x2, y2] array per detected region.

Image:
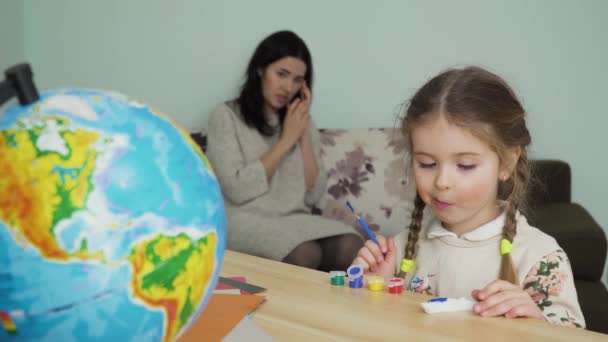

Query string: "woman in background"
[[206, 30, 363, 271]]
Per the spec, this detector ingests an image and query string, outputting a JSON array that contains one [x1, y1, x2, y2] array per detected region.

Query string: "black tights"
[[282, 233, 363, 272]]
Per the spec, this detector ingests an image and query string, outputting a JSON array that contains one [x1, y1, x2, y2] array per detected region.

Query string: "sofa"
[[190, 127, 607, 334]]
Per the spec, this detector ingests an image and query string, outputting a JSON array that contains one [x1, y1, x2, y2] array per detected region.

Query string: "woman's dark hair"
[[237, 30, 313, 136]]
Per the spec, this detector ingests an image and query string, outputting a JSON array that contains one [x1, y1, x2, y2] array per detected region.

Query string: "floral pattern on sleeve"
[[522, 250, 585, 328]]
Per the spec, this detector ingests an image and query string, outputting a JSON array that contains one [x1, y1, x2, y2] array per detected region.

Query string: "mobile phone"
[[291, 90, 304, 103]]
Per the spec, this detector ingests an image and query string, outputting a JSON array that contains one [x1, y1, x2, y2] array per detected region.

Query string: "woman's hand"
[[263, 83, 312, 180], [351, 235, 397, 280], [471, 280, 544, 319], [280, 82, 311, 148], [299, 82, 313, 141]]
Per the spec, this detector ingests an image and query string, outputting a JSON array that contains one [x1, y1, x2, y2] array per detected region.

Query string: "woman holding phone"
[[206, 30, 363, 271]]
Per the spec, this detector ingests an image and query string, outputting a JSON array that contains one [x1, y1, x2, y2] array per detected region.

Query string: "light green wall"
[[0, 0, 24, 71], [21, 1, 608, 282]]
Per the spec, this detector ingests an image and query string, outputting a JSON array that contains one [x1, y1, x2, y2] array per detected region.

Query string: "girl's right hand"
[[351, 235, 397, 280], [280, 96, 310, 147]]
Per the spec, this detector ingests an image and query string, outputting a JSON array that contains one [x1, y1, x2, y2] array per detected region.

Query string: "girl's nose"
[[434, 168, 450, 190]]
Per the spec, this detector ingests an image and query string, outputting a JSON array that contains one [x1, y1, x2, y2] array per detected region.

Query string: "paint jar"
[[388, 278, 404, 294], [368, 276, 385, 292], [329, 271, 346, 286], [347, 265, 363, 288]]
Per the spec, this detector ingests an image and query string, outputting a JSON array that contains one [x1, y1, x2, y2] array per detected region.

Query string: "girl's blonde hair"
[[400, 66, 531, 284]]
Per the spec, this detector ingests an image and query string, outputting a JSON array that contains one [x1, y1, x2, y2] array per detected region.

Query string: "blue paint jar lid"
[[347, 265, 363, 279]]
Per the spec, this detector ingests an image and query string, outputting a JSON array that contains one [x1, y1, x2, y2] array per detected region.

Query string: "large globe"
[[0, 89, 226, 341]]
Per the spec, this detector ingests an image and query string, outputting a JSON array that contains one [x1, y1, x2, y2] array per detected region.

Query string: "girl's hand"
[[471, 280, 543, 319], [351, 235, 397, 280]]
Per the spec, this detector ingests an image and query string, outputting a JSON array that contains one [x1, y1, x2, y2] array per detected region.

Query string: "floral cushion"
[[318, 128, 416, 238]]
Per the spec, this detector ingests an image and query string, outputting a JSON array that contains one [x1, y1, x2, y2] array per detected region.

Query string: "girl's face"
[[260, 56, 307, 114], [411, 114, 509, 235]]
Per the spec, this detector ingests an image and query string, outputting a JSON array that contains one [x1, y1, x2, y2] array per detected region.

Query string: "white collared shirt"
[[426, 212, 506, 241]]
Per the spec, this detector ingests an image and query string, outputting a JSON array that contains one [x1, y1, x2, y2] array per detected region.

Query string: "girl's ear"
[[257, 68, 263, 77], [500, 146, 522, 181]]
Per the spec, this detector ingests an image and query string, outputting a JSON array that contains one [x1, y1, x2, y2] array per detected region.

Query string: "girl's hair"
[[401, 66, 531, 284], [237, 30, 313, 136]]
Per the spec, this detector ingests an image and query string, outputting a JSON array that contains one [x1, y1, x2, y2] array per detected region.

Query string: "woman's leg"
[[282, 240, 323, 270], [318, 233, 364, 272]]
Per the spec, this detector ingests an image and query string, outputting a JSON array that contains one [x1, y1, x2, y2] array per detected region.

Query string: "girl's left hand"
[[471, 280, 543, 319]]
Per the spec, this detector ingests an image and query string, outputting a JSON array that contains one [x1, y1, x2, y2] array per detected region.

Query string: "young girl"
[[206, 30, 363, 271], [352, 66, 585, 327]]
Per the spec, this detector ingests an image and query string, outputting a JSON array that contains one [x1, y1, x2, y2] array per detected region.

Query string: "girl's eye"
[[277, 71, 287, 78], [418, 162, 436, 169], [458, 164, 476, 170]]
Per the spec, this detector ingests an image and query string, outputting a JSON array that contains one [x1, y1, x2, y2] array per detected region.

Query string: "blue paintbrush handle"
[[346, 201, 380, 245], [356, 217, 379, 245]]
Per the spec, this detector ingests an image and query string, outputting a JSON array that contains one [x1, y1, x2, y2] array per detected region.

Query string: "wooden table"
[[220, 250, 606, 341]]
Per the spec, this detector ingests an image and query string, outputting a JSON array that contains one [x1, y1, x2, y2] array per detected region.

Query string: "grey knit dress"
[[206, 101, 355, 261]]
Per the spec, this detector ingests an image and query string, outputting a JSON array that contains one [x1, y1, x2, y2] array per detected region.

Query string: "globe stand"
[[0, 63, 39, 107]]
